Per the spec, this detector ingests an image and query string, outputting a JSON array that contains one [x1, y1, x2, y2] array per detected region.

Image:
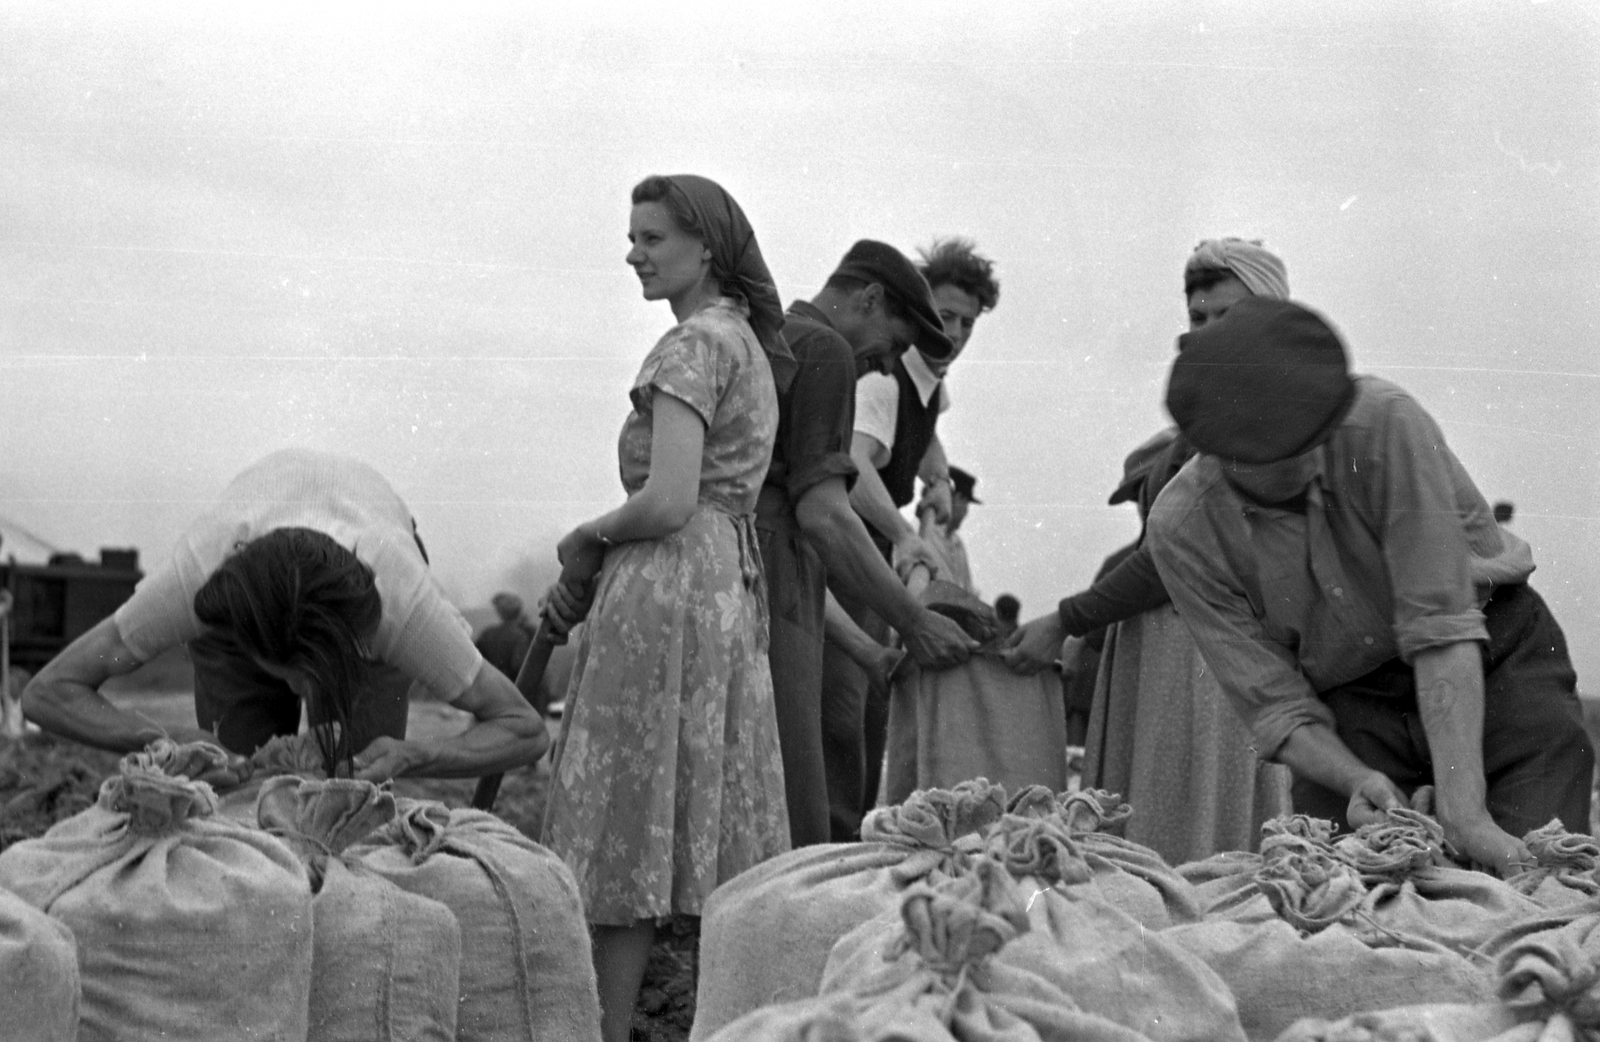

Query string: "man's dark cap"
[[1165, 297, 1356, 465], [1108, 429, 1179, 506], [949, 466, 980, 504], [831, 240, 955, 360]]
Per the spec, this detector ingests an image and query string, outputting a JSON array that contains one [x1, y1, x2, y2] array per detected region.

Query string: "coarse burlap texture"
[[1508, 819, 1600, 910], [215, 726, 336, 824], [691, 781, 1008, 1041], [703, 859, 1162, 1042], [0, 882, 78, 1042], [0, 740, 314, 1042], [348, 797, 601, 1042], [882, 658, 1068, 806], [256, 777, 462, 1042], [823, 844, 1246, 1042]]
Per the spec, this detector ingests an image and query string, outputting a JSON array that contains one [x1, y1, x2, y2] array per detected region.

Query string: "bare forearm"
[[1276, 722, 1385, 798], [24, 678, 173, 753], [400, 711, 548, 779], [917, 434, 950, 487], [591, 486, 696, 544], [847, 456, 914, 543], [800, 492, 921, 634], [1413, 641, 1491, 829]]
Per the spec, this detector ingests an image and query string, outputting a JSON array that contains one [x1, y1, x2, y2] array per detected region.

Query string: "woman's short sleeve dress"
[[541, 298, 791, 925]]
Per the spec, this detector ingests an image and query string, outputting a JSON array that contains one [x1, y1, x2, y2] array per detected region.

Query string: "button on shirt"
[[1148, 376, 1531, 759]]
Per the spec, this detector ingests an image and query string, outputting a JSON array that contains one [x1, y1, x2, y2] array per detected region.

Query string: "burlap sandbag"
[[691, 781, 1007, 1041], [348, 798, 600, 1042], [0, 882, 78, 1042], [256, 777, 462, 1042], [1004, 786, 1204, 927], [883, 659, 1068, 806], [826, 834, 1245, 1042], [705, 859, 1158, 1042], [215, 727, 333, 824], [1508, 819, 1600, 911], [0, 739, 314, 1042], [1274, 912, 1600, 1042]]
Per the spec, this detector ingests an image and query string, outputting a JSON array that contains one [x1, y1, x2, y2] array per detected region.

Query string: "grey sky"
[[4, 2, 1598, 680]]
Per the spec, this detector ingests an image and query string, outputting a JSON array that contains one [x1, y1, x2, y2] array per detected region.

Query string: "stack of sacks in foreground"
[[704, 857, 1231, 1042], [1277, 911, 1600, 1041], [695, 777, 1600, 1042], [694, 779, 1237, 1041], [0, 738, 603, 1042], [0, 878, 78, 1041]]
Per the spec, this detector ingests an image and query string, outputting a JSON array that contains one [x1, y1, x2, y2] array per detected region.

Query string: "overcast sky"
[[4, 1, 1598, 681]]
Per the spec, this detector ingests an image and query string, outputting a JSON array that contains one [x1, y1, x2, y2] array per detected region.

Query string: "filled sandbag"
[[256, 776, 461, 1042], [348, 797, 601, 1042], [1508, 819, 1600, 910], [0, 882, 78, 1042], [1005, 786, 1205, 927], [691, 780, 1007, 1041], [826, 841, 1246, 1042], [0, 739, 314, 1042], [883, 658, 1068, 805], [215, 727, 334, 824], [705, 859, 1159, 1042]]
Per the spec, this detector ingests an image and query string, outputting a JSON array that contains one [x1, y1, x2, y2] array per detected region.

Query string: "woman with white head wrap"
[[1001, 237, 1294, 863]]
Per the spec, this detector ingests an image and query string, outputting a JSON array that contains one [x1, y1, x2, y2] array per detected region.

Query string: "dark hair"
[[993, 594, 1021, 623], [631, 175, 736, 297], [821, 272, 913, 323], [193, 527, 381, 777], [1184, 266, 1242, 297], [917, 237, 999, 312]]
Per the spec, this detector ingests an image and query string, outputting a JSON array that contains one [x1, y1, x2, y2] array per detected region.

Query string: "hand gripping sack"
[[255, 776, 462, 1042], [0, 739, 314, 1042], [348, 797, 601, 1042], [215, 727, 337, 824], [1004, 786, 1204, 927], [691, 780, 1007, 1041], [0, 882, 78, 1042], [706, 859, 1160, 1042]]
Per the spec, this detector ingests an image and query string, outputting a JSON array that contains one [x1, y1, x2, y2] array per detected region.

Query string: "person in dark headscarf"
[[537, 174, 790, 1042]]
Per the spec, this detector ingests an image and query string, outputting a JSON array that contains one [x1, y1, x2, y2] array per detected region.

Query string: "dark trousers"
[[189, 628, 411, 757], [758, 514, 832, 848], [1292, 583, 1593, 837], [820, 587, 892, 843]]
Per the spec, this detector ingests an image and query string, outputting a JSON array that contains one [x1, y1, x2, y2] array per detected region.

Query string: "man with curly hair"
[[821, 236, 1000, 839]]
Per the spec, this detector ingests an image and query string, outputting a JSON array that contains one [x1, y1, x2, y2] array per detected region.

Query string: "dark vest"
[[874, 356, 943, 541]]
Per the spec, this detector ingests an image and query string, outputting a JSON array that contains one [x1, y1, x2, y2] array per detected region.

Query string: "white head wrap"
[[1185, 238, 1290, 300]]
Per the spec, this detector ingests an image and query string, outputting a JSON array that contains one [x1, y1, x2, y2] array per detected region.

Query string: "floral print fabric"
[[542, 298, 790, 924]]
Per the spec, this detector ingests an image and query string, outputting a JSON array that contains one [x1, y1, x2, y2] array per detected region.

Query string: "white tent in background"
[[0, 514, 60, 565]]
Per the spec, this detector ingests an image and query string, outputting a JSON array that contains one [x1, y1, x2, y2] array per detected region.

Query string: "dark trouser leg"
[[190, 629, 302, 755], [1291, 583, 1592, 836], [759, 523, 831, 848], [821, 636, 869, 843], [858, 612, 892, 814]]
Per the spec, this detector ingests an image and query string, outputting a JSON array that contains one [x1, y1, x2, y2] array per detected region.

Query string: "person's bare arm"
[[24, 617, 220, 752], [797, 476, 975, 668], [1412, 640, 1530, 875], [915, 433, 953, 524], [846, 431, 941, 581], [1275, 722, 1407, 824], [353, 662, 550, 781]]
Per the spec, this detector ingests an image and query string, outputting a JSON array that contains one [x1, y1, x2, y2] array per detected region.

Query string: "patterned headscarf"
[[1185, 238, 1290, 300], [661, 174, 796, 391]]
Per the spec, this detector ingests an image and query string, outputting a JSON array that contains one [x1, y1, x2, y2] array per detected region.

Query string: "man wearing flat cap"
[[758, 240, 978, 846], [1149, 296, 1592, 875], [922, 465, 982, 595]]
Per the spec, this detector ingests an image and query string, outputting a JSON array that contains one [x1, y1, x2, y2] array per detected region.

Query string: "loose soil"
[[0, 693, 698, 1042]]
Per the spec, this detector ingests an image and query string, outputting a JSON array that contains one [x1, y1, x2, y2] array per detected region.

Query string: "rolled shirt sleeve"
[[852, 372, 900, 470], [779, 325, 859, 501], [1148, 473, 1339, 759]]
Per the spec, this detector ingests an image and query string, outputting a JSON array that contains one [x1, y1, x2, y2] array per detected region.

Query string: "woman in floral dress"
[[541, 173, 793, 1042]]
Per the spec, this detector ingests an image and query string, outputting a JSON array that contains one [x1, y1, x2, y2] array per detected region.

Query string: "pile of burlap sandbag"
[[0, 739, 316, 1042], [0, 737, 603, 1042], [0, 879, 78, 1042]]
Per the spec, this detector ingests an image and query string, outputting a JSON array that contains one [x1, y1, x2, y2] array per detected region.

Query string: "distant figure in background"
[[475, 592, 534, 682], [1001, 237, 1294, 863], [993, 594, 1020, 638], [920, 465, 981, 595], [1494, 501, 1515, 526], [21, 449, 549, 785]]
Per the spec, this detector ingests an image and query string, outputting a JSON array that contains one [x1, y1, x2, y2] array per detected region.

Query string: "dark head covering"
[[1166, 297, 1356, 465], [1107, 428, 1180, 506], [830, 240, 955, 360], [948, 465, 981, 504], [660, 174, 795, 391]]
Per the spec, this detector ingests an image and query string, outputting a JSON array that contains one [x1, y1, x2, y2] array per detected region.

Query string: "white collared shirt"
[[854, 351, 951, 469]]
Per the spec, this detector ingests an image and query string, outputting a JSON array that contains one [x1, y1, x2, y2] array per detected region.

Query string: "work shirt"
[[854, 349, 950, 469], [1148, 376, 1532, 759], [760, 301, 860, 512], [114, 449, 484, 700]]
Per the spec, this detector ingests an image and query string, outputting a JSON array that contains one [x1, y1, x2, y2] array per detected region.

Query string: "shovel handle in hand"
[[471, 617, 561, 812]]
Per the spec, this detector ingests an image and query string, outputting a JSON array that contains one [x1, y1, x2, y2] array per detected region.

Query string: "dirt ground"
[[0, 690, 699, 1042]]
